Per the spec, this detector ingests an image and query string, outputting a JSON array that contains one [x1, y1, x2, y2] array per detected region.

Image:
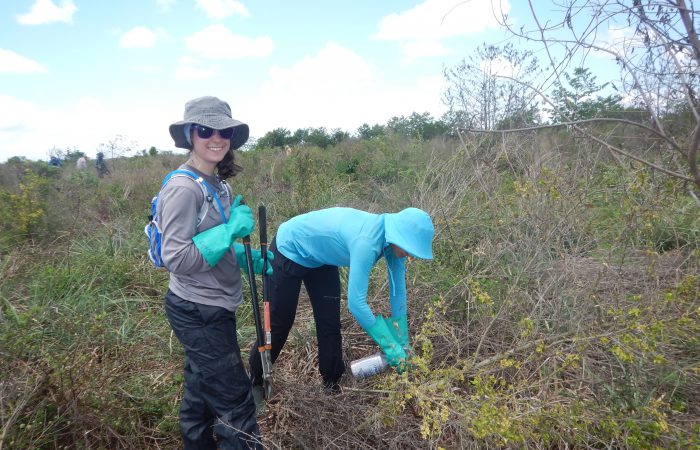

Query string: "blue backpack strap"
[[162, 169, 228, 224]]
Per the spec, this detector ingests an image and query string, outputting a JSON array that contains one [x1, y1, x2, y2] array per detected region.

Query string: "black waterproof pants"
[[165, 290, 262, 450], [249, 238, 346, 388]]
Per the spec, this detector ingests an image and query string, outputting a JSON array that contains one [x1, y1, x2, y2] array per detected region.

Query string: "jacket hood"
[[384, 207, 434, 259]]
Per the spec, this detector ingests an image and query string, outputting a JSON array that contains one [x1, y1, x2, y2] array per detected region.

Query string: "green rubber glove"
[[192, 195, 254, 267], [366, 315, 406, 367], [387, 315, 414, 355], [233, 243, 274, 275]]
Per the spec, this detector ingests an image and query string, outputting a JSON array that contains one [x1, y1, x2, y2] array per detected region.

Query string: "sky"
[[0, 0, 531, 162]]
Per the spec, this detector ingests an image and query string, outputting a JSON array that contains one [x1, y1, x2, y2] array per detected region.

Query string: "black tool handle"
[[259, 205, 272, 348], [259, 205, 267, 250], [243, 235, 264, 347], [259, 205, 268, 282]]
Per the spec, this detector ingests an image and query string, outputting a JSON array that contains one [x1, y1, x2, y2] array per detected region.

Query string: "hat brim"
[[169, 116, 249, 151]]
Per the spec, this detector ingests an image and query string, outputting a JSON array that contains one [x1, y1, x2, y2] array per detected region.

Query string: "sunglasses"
[[193, 124, 234, 140]]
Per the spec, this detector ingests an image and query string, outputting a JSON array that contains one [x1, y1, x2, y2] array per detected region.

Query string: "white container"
[[350, 352, 388, 379]]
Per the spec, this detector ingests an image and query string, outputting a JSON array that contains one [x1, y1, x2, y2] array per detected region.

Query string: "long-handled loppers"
[[242, 205, 273, 400]]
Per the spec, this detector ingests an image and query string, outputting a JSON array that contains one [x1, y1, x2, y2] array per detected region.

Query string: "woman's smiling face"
[[190, 126, 231, 173]]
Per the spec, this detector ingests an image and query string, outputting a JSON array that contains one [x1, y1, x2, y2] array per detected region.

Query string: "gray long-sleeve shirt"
[[158, 164, 244, 311]]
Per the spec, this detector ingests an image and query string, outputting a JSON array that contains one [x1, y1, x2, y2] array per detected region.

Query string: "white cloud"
[[178, 55, 199, 65], [129, 65, 161, 74], [120, 27, 159, 48], [196, 0, 250, 20], [0, 94, 178, 162], [607, 25, 634, 44], [0, 49, 47, 73], [0, 95, 108, 161], [373, 0, 509, 63], [480, 56, 518, 77], [0, 95, 37, 132], [185, 25, 273, 59], [156, 0, 175, 12], [240, 42, 447, 136], [374, 0, 506, 41], [401, 40, 451, 64], [269, 42, 374, 83], [174, 64, 219, 81], [589, 25, 636, 57], [16, 0, 77, 25]]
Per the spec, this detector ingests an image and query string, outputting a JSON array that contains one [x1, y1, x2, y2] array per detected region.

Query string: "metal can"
[[350, 352, 388, 379]]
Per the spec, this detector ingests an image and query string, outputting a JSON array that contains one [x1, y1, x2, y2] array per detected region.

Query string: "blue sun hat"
[[384, 207, 434, 259]]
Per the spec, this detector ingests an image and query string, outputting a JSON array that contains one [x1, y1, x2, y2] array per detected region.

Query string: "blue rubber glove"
[[233, 243, 274, 275], [366, 315, 406, 368], [192, 195, 254, 267]]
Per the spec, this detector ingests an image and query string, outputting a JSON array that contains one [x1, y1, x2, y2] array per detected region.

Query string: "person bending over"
[[249, 206, 434, 398]]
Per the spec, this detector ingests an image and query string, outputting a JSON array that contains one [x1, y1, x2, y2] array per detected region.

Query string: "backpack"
[[145, 169, 230, 268]]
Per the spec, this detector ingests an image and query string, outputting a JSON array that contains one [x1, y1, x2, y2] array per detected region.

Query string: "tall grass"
[[0, 130, 698, 449]]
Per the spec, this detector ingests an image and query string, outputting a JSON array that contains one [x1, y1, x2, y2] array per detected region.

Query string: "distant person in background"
[[95, 152, 110, 178], [48, 156, 62, 167], [158, 96, 265, 449], [76, 155, 88, 171], [248, 206, 435, 399]]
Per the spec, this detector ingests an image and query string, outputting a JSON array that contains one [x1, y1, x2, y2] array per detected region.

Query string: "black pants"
[[165, 290, 262, 450], [249, 238, 346, 387]]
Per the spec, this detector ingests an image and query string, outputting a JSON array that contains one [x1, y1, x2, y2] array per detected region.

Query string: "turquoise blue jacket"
[[275, 207, 434, 330]]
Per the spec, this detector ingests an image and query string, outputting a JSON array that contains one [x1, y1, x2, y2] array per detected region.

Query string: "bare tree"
[[98, 134, 137, 160], [479, 0, 700, 196], [443, 43, 542, 130]]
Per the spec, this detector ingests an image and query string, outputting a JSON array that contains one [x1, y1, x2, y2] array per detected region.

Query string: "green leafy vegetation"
[[0, 121, 698, 448]]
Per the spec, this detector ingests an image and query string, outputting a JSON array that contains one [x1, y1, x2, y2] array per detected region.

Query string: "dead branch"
[[459, 103, 694, 183]]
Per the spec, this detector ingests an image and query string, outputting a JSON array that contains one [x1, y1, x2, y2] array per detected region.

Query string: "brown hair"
[[217, 149, 243, 180], [187, 128, 243, 180]]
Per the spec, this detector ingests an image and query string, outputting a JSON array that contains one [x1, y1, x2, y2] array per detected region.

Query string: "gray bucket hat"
[[169, 96, 249, 151]]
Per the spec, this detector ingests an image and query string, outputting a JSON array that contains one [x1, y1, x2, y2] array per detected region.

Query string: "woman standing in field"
[[158, 96, 265, 449]]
